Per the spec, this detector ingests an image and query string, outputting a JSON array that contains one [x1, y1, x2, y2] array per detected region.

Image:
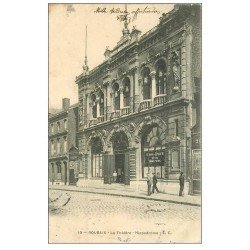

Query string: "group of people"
[[147, 171, 185, 197]]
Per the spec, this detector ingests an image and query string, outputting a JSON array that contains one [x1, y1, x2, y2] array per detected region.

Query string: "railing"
[[89, 118, 97, 126], [121, 106, 131, 116], [154, 94, 167, 106], [138, 99, 151, 112], [97, 115, 105, 123], [110, 110, 121, 120]]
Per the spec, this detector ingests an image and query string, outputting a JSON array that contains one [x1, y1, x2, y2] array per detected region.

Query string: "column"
[[86, 94, 91, 125], [61, 161, 65, 184], [150, 71, 156, 101]]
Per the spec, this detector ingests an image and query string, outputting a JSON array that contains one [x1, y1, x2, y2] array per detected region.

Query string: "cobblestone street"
[[49, 190, 201, 243]]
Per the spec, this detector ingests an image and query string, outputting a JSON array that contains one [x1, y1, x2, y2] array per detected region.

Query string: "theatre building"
[[74, 4, 201, 194], [48, 98, 79, 186]]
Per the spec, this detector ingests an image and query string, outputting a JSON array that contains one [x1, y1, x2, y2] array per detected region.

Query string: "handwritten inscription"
[[94, 6, 161, 22]]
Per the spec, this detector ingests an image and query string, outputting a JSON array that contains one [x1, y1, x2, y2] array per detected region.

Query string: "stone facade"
[[48, 98, 78, 186], [68, 4, 201, 194]]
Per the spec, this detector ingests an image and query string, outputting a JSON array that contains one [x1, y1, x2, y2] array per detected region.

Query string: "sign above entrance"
[[145, 150, 165, 166]]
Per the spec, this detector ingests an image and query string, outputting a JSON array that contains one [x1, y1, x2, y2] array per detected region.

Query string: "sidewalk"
[[49, 183, 201, 207]]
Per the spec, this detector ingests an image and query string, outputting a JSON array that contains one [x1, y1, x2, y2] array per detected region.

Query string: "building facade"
[[72, 4, 201, 194], [48, 98, 79, 186]]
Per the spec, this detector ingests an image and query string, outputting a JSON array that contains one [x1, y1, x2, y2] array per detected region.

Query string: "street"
[[49, 190, 201, 243]]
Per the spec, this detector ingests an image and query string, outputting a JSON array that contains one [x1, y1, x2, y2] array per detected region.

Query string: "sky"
[[49, 3, 174, 110]]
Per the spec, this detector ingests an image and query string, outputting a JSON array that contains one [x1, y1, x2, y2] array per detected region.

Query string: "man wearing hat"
[[179, 171, 185, 196]]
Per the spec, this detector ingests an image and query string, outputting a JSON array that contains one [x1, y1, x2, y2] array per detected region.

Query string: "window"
[[175, 119, 179, 136], [51, 140, 55, 155], [100, 91, 104, 116], [51, 124, 54, 134], [142, 126, 165, 178], [64, 119, 67, 130], [63, 137, 67, 153], [123, 78, 130, 107], [57, 122, 60, 132], [57, 164, 61, 173], [155, 60, 167, 95], [91, 94, 97, 118], [142, 68, 151, 100], [113, 83, 120, 110], [57, 139, 60, 154]]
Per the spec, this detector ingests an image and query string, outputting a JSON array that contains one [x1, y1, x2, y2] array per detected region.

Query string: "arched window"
[[91, 94, 97, 118], [91, 137, 103, 178], [57, 122, 60, 132], [57, 138, 60, 154], [155, 59, 167, 95], [123, 78, 130, 107], [100, 91, 104, 116], [64, 119, 67, 130], [142, 68, 151, 100], [113, 82, 120, 110], [63, 137, 67, 153], [142, 125, 165, 178]]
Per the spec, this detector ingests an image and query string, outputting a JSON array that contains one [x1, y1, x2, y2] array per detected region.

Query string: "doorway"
[[115, 153, 125, 183]]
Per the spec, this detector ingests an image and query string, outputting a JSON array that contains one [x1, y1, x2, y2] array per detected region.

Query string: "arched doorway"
[[112, 131, 129, 183]]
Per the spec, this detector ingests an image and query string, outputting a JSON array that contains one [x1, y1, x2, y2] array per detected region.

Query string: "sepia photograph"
[[48, 3, 202, 243]]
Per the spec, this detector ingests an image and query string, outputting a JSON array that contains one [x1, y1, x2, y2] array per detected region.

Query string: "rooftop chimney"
[[62, 98, 70, 111]]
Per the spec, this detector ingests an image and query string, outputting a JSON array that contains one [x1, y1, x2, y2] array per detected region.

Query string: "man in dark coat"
[[152, 173, 160, 193], [147, 172, 153, 196], [179, 171, 185, 196]]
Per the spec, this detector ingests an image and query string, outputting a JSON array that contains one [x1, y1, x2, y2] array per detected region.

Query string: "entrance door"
[[103, 154, 114, 184], [115, 154, 124, 183], [69, 169, 75, 185]]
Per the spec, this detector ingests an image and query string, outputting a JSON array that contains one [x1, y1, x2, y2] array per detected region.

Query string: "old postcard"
[[48, 3, 202, 243]]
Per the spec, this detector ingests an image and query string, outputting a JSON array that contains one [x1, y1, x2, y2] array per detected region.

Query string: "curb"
[[49, 187, 201, 207]]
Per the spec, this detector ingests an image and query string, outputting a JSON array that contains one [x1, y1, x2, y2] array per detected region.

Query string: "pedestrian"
[[179, 171, 185, 196], [113, 170, 117, 183], [147, 172, 153, 196], [152, 173, 160, 193]]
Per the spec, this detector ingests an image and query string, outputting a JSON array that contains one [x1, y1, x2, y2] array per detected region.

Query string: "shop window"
[[142, 126, 165, 178]]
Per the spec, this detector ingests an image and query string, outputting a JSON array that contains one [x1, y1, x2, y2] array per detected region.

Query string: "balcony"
[[97, 115, 105, 123], [110, 110, 121, 120], [138, 99, 151, 112], [121, 106, 131, 116], [89, 118, 97, 126], [154, 94, 167, 106]]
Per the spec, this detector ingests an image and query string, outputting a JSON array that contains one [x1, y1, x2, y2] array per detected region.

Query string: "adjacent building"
[[71, 4, 201, 194], [48, 98, 79, 185]]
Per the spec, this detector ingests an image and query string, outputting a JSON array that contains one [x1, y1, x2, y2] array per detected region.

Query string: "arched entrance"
[[112, 131, 129, 183]]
